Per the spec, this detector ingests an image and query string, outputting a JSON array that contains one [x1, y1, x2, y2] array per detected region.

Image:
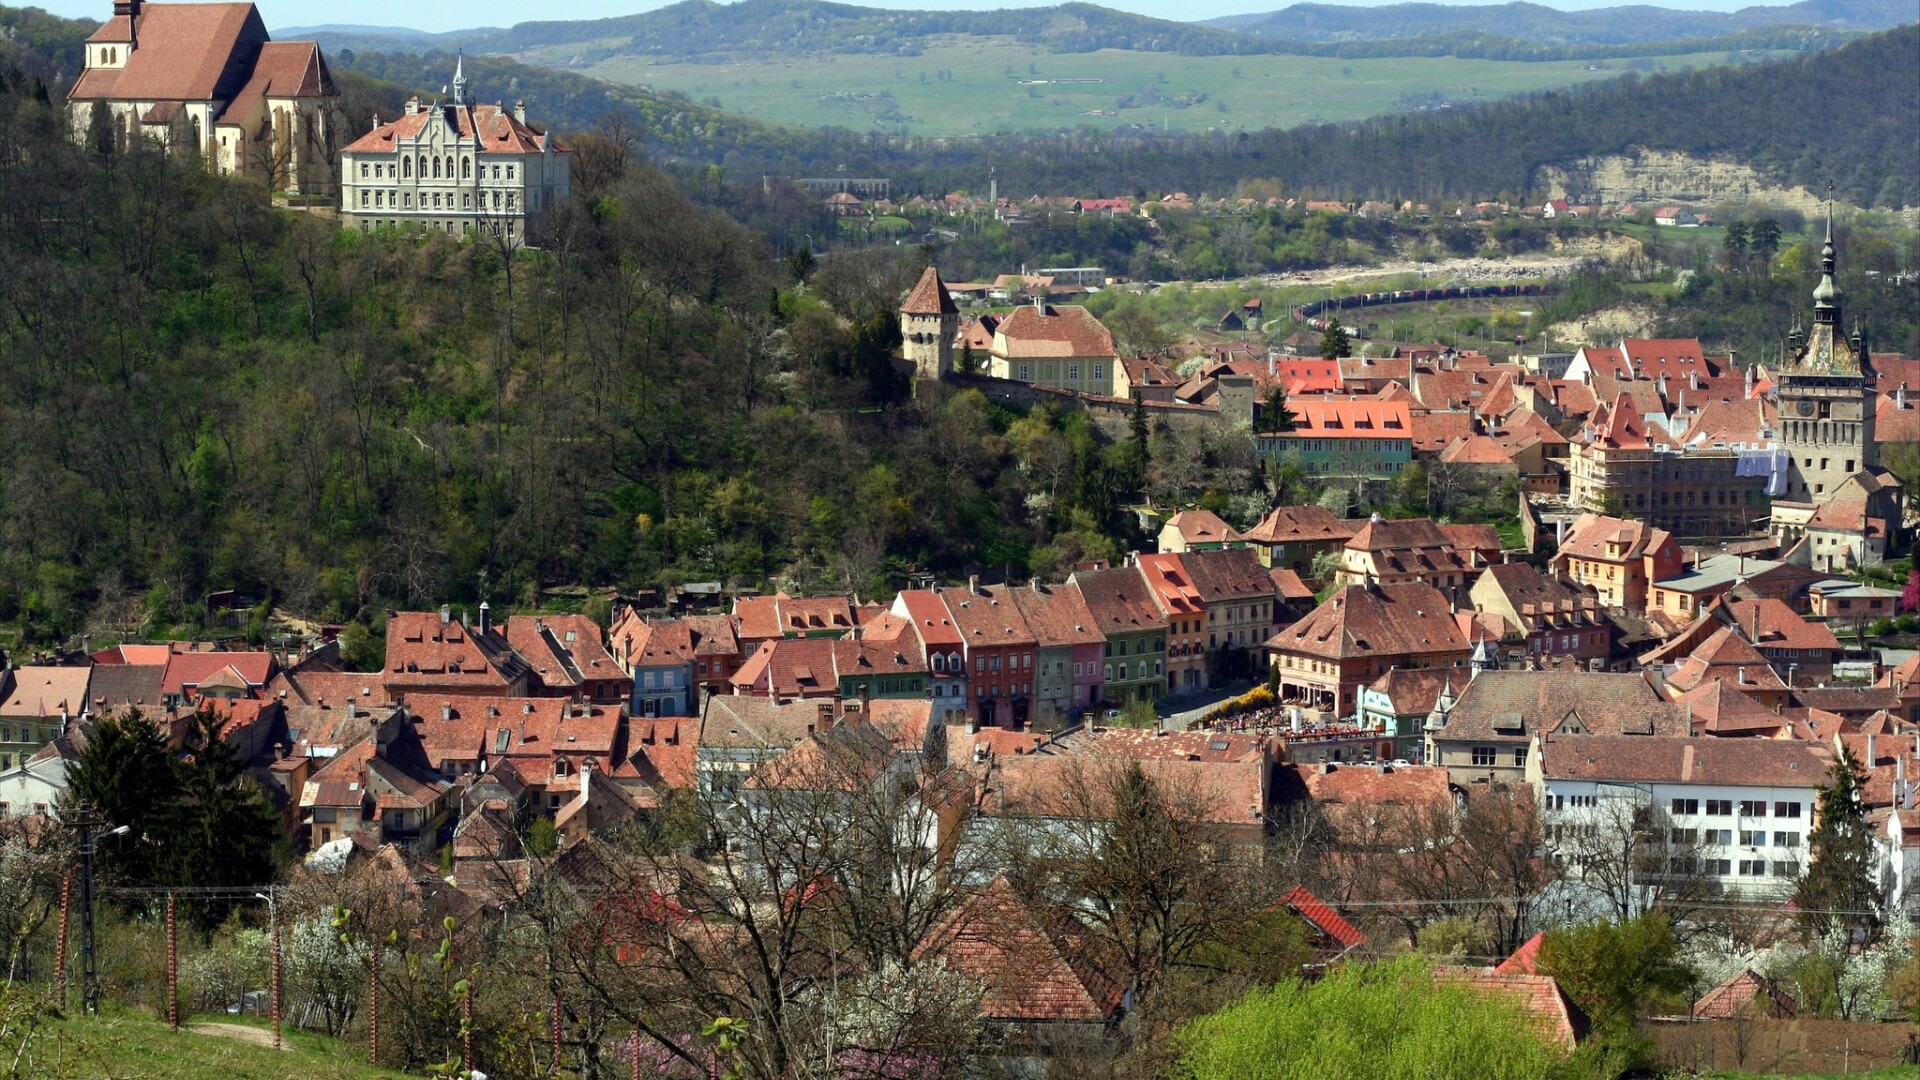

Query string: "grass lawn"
[[32, 1007, 411, 1080], [566, 38, 1794, 136]]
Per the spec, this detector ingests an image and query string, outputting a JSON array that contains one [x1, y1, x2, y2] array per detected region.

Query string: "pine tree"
[[1319, 318, 1351, 361], [1263, 384, 1297, 433], [1129, 390, 1151, 485], [1794, 745, 1884, 935], [64, 709, 175, 883]]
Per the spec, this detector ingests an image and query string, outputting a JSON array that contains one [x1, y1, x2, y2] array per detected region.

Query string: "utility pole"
[[70, 804, 129, 1015], [255, 890, 281, 1050]]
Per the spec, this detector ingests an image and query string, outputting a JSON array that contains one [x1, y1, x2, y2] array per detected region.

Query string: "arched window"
[[461, 157, 471, 178], [402, 156, 411, 178], [445, 155, 454, 178], [417, 154, 426, 177], [431, 156, 441, 178]]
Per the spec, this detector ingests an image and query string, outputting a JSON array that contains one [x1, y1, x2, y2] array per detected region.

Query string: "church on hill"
[[66, 0, 341, 195]]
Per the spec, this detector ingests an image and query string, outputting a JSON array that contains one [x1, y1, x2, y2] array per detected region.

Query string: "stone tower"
[[900, 265, 958, 381], [1774, 192, 1875, 505]]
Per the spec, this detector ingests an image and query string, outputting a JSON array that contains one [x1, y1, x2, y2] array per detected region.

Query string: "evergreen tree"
[[166, 709, 287, 897], [64, 709, 174, 883], [1262, 384, 1297, 433], [1319, 318, 1350, 361], [1750, 218, 1783, 277], [1721, 219, 1750, 272], [1794, 745, 1884, 934], [1129, 390, 1151, 485]]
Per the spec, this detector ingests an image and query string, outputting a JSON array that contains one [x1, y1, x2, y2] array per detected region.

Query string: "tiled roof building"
[[67, 1, 341, 194], [1423, 670, 1680, 786], [1268, 581, 1470, 717], [988, 303, 1119, 396], [340, 55, 569, 243]]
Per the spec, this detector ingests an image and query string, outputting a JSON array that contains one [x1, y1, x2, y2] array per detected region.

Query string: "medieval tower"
[[900, 265, 958, 381]]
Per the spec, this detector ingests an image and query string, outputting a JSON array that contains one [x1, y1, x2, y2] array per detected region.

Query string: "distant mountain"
[[1204, 0, 1918, 45], [288, 0, 1898, 63]]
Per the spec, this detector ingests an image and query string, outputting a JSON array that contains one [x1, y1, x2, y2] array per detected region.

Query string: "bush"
[[1173, 955, 1569, 1080]]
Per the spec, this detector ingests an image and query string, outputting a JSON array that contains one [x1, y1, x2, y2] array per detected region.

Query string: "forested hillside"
[[0, 81, 1205, 649], [1207, 0, 1916, 44]]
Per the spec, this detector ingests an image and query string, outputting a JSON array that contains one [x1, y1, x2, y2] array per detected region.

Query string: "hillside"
[[282, 0, 1888, 62], [1206, 0, 1918, 44]]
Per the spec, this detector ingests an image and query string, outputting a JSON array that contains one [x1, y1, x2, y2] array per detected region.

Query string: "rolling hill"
[[1205, 0, 1918, 44]]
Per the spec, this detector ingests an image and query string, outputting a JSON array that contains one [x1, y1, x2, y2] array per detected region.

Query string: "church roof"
[[70, 2, 286, 106]]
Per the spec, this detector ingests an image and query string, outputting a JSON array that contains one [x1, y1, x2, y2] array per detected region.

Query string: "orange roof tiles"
[[1270, 581, 1469, 661], [342, 101, 560, 157], [1282, 399, 1411, 438], [1282, 885, 1364, 952], [914, 880, 1124, 1024], [72, 2, 271, 105], [993, 303, 1116, 359], [900, 266, 957, 316]]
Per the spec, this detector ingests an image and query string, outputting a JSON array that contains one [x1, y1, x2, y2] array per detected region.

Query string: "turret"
[[899, 265, 958, 381]]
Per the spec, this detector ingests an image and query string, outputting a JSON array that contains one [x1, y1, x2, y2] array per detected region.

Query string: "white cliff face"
[[1534, 147, 1919, 222]]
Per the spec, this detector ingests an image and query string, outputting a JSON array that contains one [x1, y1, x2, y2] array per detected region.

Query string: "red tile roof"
[[1242, 504, 1357, 545], [1539, 734, 1828, 786], [993, 303, 1115, 359], [72, 3, 271, 105], [1280, 399, 1411, 439], [913, 879, 1125, 1024], [1494, 932, 1544, 975], [161, 650, 274, 702], [900, 265, 957, 316], [1282, 885, 1364, 952], [1434, 967, 1587, 1048], [342, 101, 560, 156], [1161, 509, 1242, 546], [1270, 581, 1470, 661], [938, 584, 1038, 649]]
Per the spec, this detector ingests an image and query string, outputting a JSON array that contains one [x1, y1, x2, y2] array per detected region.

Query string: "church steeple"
[[1811, 183, 1841, 328], [451, 50, 468, 106]]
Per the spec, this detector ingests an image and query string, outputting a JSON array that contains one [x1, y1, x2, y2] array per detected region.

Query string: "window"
[[1740, 830, 1767, 846], [360, 162, 369, 178], [1023, 654, 1031, 669], [1093, 363, 1104, 380], [1512, 746, 1527, 767], [1104, 664, 1113, 682], [1773, 860, 1800, 878], [1471, 746, 1497, 767], [1017, 365, 1029, 381], [1706, 799, 1732, 816], [1704, 829, 1732, 846], [1773, 832, 1800, 848], [1737, 860, 1766, 876], [1068, 364, 1079, 380], [1670, 828, 1697, 844], [361, 190, 369, 207], [462, 157, 471, 178], [1670, 798, 1698, 816], [506, 164, 516, 179], [1775, 801, 1801, 818], [375, 191, 384, 208], [1739, 800, 1768, 817], [975, 657, 984, 672]]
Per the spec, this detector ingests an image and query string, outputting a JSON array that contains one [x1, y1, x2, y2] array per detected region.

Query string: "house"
[[1182, 547, 1284, 680], [1281, 885, 1366, 966], [1358, 668, 1473, 761], [1648, 554, 1825, 628], [383, 606, 531, 702], [340, 57, 570, 242], [1549, 514, 1682, 612], [733, 592, 856, 650], [1433, 968, 1589, 1049], [890, 590, 971, 725], [1653, 208, 1699, 227], [297, 710, 452, 853], [1808, 579, 1898, 622], [1280, 762, 1454, 842], [900, 265, 959, 380], [1338, 515, 1478, 594], [1424, 670, 1681, 788], [1136, 554, 1211, 695], [939, 580, 1039, 728], [830, 638, 930, 702], [506, 614, 626, 703], [913, 879, 1125, 1032], [1256, 400, 1413, 478], [988, 302, 1119, 397], [1070, 565, 1168, 709], [1241, 505, 1359, 574], [728, 637, 841, 701], [1268, 582, 1471, 719], [66, 0, 341, 194], [0, 666, 90, 772], [1542, 199, 1573, 218], [1528, 734, 1827, 898], [1469, 563, 1611, 668], [1157, 509, 1244, 554], [0, 734, 84, 818], [695, 695, 841, 796], [610, 613, 699, 717], [1005, 581, 1104, 726], [1662, 626, 1791, 709]]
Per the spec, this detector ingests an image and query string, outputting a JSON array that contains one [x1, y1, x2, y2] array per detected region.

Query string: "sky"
[[40, 0, 1807, 37]]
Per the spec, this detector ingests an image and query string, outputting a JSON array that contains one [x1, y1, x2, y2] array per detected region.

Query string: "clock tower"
[[1773, 194, 1874, 506]]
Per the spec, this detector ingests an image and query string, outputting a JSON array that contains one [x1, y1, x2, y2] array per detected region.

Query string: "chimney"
[[513, 99, 527, 124], [1737, 667, 1748, 684], [968, 574, 981, 595], [478, 600, 492, 636], [406, 95, 421, 117], [440, 604, 451, 624], [816, 701, 834, 732], [966, 715, 980, 735], [1866, 733, 1876, 766]]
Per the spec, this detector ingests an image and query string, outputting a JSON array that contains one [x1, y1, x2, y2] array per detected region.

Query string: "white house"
[[0, 743, 77, 818], [1882, 807, 1920, 915], [1529, 734, 1827, 901]]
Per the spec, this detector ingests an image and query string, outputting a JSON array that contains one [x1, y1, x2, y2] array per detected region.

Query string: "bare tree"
[[1544, 786, 1725, 933]]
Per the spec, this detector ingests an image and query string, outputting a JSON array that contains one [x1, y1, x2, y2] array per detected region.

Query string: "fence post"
[[165, 894, 178, 1031], [53, 871, 71, 1009], [461, 976, 474, 1075], [367, 945, 380, 1066], [549, 990, 562, 1074]]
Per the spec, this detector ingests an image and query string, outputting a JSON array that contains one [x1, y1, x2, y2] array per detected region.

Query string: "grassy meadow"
[[555, 39, 1796, 135]]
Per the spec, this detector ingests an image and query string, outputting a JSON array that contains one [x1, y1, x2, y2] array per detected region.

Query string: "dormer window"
[[554, 758, 571, 777]]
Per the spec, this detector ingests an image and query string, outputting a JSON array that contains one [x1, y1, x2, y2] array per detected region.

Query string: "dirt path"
[[186, 1021, 284, 1049]]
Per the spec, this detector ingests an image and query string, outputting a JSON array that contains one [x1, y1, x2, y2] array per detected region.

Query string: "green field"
[[558, 39, 1794, 135], [27, 1008, 410, 1080]]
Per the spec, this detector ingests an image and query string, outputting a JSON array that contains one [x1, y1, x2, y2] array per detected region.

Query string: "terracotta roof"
[[1162, 509, 1242, 546], [1293, 762, 1451, 812], [1433, 670, 1677, 742], [384, 612, 524, 692], [938, 584, 1038, 649], [86, 664, 166, 712], [161, 650, 273, 701], [1242, 504, 1357, 545], [1724, 598, 1839, 652], [1665, 625, 1787, 696], [1269, 568, 1314, 603], [890, 590, 966, 650], [981, 752, 1267, 826], [1181, 547, 1277, 603], [1679, 680, 1790, 736], [830, 637, 930, 678], [699, 695, 837, 750], [1538, 734, 1828, 786], [1494, 932, 1544, 975], [616, 715, 699, 790], [1438, 435, 1519, 465], [900, 265, 957, 316], [1269, 581, 1469, 661], [1070, 566, 1168, 637], [1, 666, 92, 717], [1278, 399, 1411, 439], [1694, 969, 1797, 1020], [1346, 516, 1453, 555], [342, 101, 561, 157], [506, 613, 619, 688], [1365, 666, 1473, 716], [1410, 411, 1477, 454], [1282, 885, 1364, 952], [1004, 582, 1104, 649], [992, 304, 1115, 359], [1554, 514, 1673, 564], [732, 593, 856, 641], [913, 879, 1125, 1024], [730, 637, 841, 698], [218, 40, 332, 126], [1434, 968, 1587, 1048], [1876, 392, 1920, 443], [71, 2, 271, 105]]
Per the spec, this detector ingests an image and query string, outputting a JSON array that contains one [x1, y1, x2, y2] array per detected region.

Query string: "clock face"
[[1796, 399, 1816, 417]]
